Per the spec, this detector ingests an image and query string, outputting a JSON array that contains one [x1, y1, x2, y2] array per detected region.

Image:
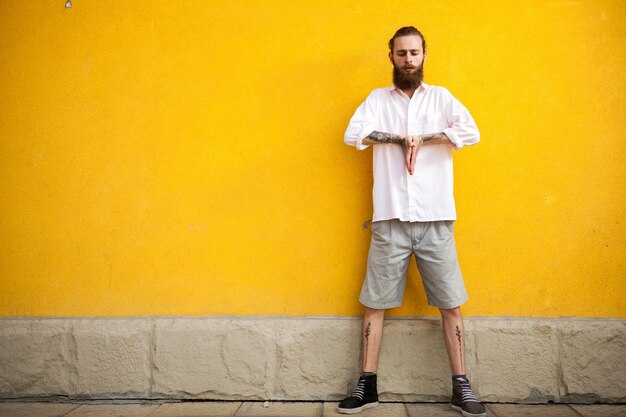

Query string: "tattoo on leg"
[[364, 321, 371, 369], [455, 325, 463, 360]]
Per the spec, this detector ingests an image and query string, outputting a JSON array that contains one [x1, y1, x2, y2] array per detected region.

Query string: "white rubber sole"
[[450, 403, 487, 417], [337, 401, 379, 414]]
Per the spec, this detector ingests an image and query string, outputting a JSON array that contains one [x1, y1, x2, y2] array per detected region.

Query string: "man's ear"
[[388, 51, 394, 65]]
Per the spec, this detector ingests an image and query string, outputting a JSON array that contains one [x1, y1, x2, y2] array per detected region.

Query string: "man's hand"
[[404, 135, 422, 175], [363, 131, 424, 174]]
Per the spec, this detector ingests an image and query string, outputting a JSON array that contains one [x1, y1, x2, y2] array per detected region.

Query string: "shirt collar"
[[388, 82, 428, 94]]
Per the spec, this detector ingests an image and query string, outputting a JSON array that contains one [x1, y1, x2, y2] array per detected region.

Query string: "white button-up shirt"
[[344, 83, 480, 222]]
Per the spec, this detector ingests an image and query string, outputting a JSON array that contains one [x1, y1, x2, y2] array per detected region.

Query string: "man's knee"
[[364, 307, 386, 319], [439, 306, 462, 319]]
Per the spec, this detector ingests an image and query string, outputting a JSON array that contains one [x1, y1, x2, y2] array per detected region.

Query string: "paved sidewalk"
[[0, 401, 625, 417]]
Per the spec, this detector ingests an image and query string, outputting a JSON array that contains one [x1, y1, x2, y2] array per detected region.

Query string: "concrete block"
[[0, 319, 75, 397], [275, 319, 361, 400], [72, 318, 151, 397], [1, 316, 626, 403], [153, 318, 230, 398], [378, 319, 450, 401], [558, 320, 626, 402], [462, 319, 478, 382], [473, 319, 558, 402], [153, 318, 276, 399]]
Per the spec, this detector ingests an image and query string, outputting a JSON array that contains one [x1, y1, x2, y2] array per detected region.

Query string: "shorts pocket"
[[430, 221, 454, 244], [370, 220, 391, 244]]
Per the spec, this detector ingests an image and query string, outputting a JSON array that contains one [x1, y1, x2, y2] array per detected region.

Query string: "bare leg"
[[362, 307, 385, 372], [338, 310, 384, 412], [439, 306, 465, 375]]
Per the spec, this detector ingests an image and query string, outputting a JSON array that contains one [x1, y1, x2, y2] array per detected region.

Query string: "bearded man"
[[340, 26, 486, 417]]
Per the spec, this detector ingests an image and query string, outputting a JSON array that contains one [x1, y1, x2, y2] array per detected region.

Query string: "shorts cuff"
[[428, 295, 468, 309], [359, 296, 402, 310]]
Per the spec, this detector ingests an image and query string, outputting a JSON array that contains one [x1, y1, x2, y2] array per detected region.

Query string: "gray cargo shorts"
[[359, 219, 468, 310]]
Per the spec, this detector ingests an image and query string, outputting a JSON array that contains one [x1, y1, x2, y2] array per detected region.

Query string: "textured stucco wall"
[[0, 1, 625, 319], [1, 1, 624, 404], [1, 317, 624, 403]]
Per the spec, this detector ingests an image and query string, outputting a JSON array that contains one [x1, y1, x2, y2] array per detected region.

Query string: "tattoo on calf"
[[455, 325, 463, 360], [364, 321, 371, 369]]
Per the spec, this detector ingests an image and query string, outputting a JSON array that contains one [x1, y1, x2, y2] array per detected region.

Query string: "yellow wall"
[[1, 1, 624, 318]]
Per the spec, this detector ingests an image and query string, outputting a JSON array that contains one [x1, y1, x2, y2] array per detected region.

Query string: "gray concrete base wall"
[[0, 317, 624, 403]]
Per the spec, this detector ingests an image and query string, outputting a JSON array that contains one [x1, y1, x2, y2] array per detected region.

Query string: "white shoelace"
[[457, 379, 480, 403], [350, 378, 365, 400]]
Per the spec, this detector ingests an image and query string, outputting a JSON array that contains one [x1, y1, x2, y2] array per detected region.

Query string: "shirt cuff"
[[443, 127, 463, 150], [355, 125, 373, 150]]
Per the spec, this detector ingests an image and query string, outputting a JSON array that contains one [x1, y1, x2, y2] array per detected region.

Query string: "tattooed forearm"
[[365, 131, 406, 146], [419, 132, 451, 145], [364, 131, 451, 147]]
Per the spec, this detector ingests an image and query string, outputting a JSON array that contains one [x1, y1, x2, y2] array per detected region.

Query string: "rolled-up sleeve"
[[442, 89, 480, 151], [344, 93, 376, 151]]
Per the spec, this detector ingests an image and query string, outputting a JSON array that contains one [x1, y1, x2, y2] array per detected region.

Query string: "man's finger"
[[405, 141, 413, 171], [405, 146, 409, 167], [410, 143, 418, 173]]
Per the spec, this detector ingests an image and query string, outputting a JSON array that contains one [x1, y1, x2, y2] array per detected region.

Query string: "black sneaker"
[[337, 374, 379, 414], [450, 377, 486, 417]]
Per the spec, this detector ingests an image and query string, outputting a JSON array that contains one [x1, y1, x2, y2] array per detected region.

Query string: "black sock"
[[452, 374, 467, 383], [361, 371, 377, 378]]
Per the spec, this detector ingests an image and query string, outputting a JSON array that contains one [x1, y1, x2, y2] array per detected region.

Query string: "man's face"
[[389, 35, 425, 90]]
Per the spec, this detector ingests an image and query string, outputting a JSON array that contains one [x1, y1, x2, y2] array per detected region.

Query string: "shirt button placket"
[[407, 99, 417, 222]]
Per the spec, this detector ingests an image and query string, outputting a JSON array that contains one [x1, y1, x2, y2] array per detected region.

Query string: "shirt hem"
[[372, 216, 457, 222]]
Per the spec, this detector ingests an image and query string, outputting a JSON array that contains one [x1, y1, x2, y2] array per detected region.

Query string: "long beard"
[[393, 63, 424, 90]]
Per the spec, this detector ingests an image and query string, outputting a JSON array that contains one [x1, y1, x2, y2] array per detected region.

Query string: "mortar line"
[[68, 321, 79, 395], [555, 320, 567, 401], [148, 318, 156, 398]]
